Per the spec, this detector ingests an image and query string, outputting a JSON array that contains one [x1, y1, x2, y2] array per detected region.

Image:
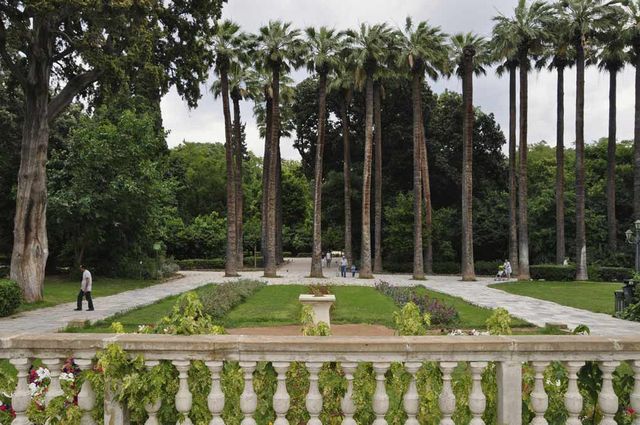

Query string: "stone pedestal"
[[299, 294, 335, 326]]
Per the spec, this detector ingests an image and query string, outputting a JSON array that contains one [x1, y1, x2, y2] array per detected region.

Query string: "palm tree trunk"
[[508, 65, 519, 274], [341, 97, 353, 268], [233, 95, 244, 269], [420, 114, 434, 275], [411, 72, 424, 280], [360, 76, 375, 278], [635, 51, 640, 219], [276, 144, 283, 264], [556, 65, 566, 265], [373, 83, 383, 274], [310, 72, 328, 277], [606, 69, 617, 251], [575, 43, 588, 281], [221, 66, 238, 277], [461, 46, 476, 281], [518, 54, 530, 280], [261, 93, 272, 267], [264, 65, 280, 277]]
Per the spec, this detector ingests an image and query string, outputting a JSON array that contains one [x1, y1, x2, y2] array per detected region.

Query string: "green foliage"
[[199, 280, 264, 319], [0, 279, 22, 317], [154, 292, 225, 336], [597, 267, 634, 282], [530, 264, 577, 281], [300, 306, 332, 336], [393, 302, 431, 336], [485, 308, 512, 335]]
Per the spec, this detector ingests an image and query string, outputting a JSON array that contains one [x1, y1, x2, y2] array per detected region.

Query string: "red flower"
[[626, 407, 636, 416], [0, 405, 7, 411]]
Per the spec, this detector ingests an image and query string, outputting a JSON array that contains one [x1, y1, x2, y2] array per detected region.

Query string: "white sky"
[[160, 0, 636, 160]]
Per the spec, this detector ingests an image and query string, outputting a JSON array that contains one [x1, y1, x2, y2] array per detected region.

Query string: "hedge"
[[0, 279, 22, 317], [529, 264, 633, 282], [177, 257, 264, 270], [594, 266, 633, 282]]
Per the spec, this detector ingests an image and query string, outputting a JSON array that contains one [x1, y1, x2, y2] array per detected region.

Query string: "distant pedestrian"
[[504, 259, 512, 279], [326, 251, 332, 268], [351, 264, 357, 277], [75, 265, 94, 311], [340, 256, 347, 277]]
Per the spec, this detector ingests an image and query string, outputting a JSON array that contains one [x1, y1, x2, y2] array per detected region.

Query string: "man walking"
[[75, 265, 94, 311], [340, 255, 348, 278]]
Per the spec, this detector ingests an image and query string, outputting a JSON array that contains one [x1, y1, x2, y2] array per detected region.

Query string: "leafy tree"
[[0, 0, 224, 301], [625, 1, 640, 219]]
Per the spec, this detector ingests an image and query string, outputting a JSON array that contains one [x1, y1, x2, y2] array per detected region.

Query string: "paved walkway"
[[2, 258, 639, 336]]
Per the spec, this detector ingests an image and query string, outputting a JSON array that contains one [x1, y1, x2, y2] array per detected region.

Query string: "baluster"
[[239, 361, 257, 425], [205, 361, 225, 425], [439, 362, 457, 425], [341, 363, 358, 425], [272, 362, 290, 425], [469, 362, 488, 425], [42, 358, 64, 407], [632, 360, 640, 425], [530, 362, 549, 425], [144, 361, 161, 425], [598, 361, 620, 425], [403, 362, 421, 425], [76, 358, 97, 425], [305, 362, 323, 425], [9, 358, 32, 425], [564, 361, 585, 425], [372, 362, 390, 425], [173, 360, 193, 425]]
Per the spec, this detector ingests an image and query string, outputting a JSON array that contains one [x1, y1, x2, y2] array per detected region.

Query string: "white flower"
[[448, 329, 464, 336], [60, 372, 75, 382], [35, 367, 50, 382], [28, 382, 38, 397]]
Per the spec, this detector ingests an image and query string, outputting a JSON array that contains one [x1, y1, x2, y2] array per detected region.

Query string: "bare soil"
[[227, 323, 395, 336]]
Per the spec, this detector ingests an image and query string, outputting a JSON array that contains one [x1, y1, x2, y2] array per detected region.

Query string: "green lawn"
[[412, 286, 533, 329], [489, 281, 623, 315], [17, 275, 165, 313]]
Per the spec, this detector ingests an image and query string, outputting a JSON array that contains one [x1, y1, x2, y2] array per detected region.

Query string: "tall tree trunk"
[[411, 73, 424, 279], [261, 94, 272, 266], [360, 76, 374, 278], [575, 43, 588, 281], [606, 69, 617, 252], [310, 72, 328, 277], [233, 95, 244, 269], [420, 105, 433, 275], [341, 97, 353, 267], [276, 144, 283, 264], [373, 83, 383, 273], [11, 89, 50, 302], [508, 65, 519, 274], [635, 51, 640, 219], [461, 46, 476, 281], [264, 65, 280, 277], [221, 67, 238, 277], [556, 65, 566, 264], [518, 53, 530, 280]]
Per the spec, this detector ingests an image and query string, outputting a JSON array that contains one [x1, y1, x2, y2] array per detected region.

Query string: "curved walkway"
[[1, 258, 639, 336]]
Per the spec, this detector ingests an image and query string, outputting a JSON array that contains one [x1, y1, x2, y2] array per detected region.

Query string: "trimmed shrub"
[[475, 261, 502, 276], [177, 258, 264, 270], [199, 280, 264, 319], [0, 279, 22, 317], [296, 252, 312, 257], [432, 262, 460, 274], [530, 265, 576, 281], [597, 266, 633, 282]]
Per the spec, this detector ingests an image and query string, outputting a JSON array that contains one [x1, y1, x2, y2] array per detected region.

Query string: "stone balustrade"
[[1, 333, 640, 424]]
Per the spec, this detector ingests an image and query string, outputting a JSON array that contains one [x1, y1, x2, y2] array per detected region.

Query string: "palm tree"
[[397, 17, 449, 279], [626, 1, 640, 219], [305, 27, 343, 278], [329, 61, 356, 269], [212, 20, 246, 277], [496, 0, 552, 280], [597, 20, 628, 252], [491, 16, 520, 276], [539, 17, 575, 264], [345, 23, 394, 278], [254, 21, 306, 277], [560, 0, 622, 280], [450, 33, 491, 281]]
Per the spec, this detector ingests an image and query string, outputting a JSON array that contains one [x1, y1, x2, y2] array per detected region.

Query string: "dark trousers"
[[77, 290, 94, 310], [340, 265, 347, 277]]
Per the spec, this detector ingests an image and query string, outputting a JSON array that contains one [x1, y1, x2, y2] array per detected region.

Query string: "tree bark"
[[518, 53, 530, 280], [340, 97, 353, 268], [411, 72, 424, 280], [461, 46, 476, 281], [373, 83, 383, 274], [508, 65, 519, 274], [276, 144, 283, 264], [264, 64, 280, 277], [310, 72, 328, 277], [606, 69, 617, 252], [575, 42, 588, 281], [221, 66, 238, 277], [635, 51, 640, 220], [233, 95, 244, 269], [360, 76, 375, 278], [260, 94, 272, 268], [555, 65, 566, 264], [420, 127, 434, 275]]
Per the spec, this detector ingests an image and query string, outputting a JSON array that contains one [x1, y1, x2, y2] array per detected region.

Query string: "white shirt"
[[82, 270, 93, 292], [341, 258, 347, 267]]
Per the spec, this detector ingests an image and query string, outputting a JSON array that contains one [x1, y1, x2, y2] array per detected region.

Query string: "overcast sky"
[[160, 0, 636, 160]]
